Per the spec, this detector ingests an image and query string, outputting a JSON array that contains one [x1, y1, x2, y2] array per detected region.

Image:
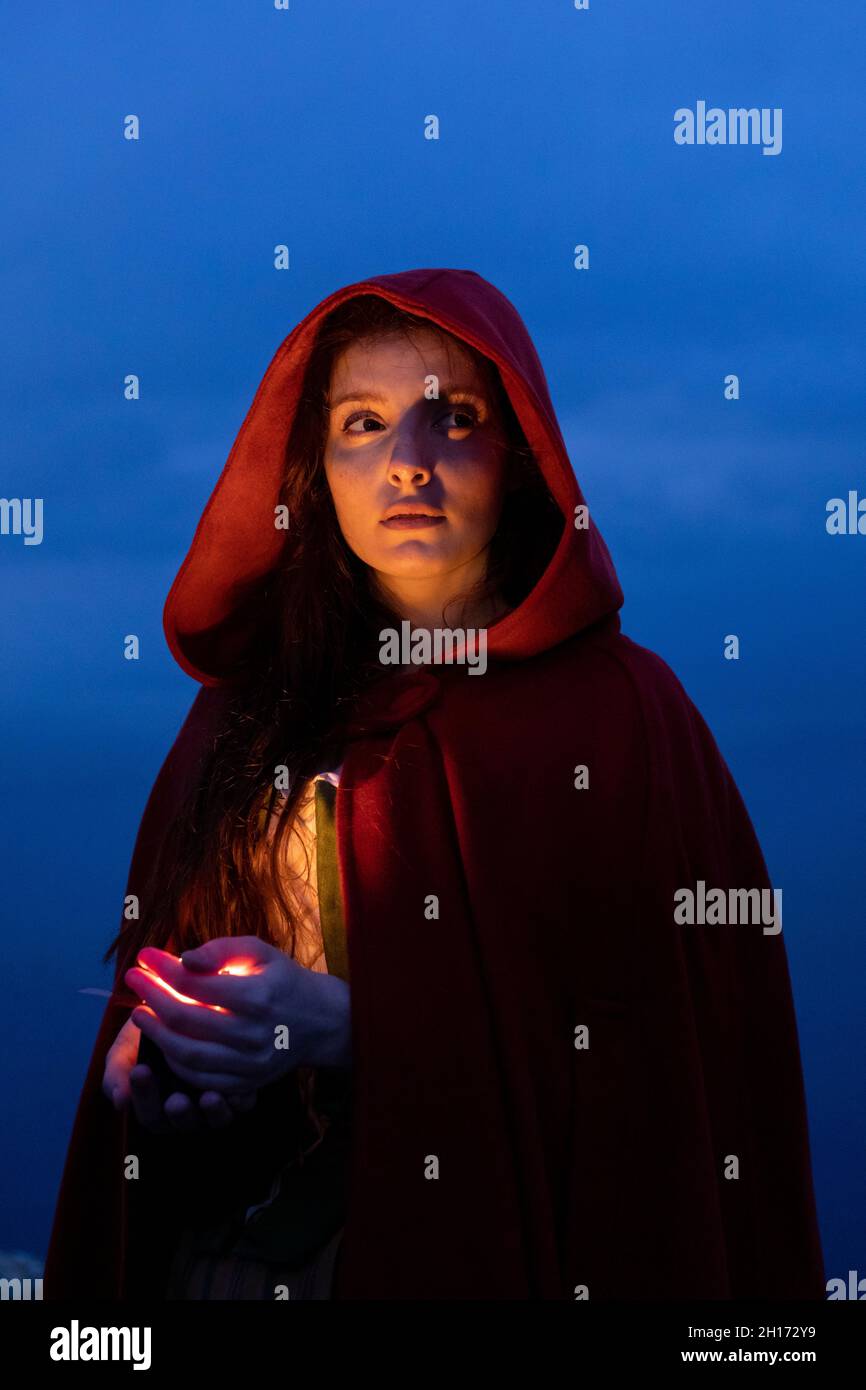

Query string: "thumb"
[[181, 936, 267, 974], [180, 940, 230, 973]]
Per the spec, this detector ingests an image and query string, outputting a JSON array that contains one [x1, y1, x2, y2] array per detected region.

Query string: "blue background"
[[2, 1, 863, 1285]]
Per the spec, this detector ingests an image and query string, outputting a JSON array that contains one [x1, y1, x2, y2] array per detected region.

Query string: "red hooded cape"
[[44, 267, 825, 1300]]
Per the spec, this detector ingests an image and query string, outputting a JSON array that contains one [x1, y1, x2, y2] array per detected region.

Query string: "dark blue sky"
[[2, 2, 863, 1283]]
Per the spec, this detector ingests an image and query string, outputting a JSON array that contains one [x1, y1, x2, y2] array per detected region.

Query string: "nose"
[[386, 406, 435, 486], [388, 456, 432, 488]]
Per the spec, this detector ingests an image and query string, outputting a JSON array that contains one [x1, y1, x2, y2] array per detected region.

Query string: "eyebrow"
[[328, 383, 487, 410]]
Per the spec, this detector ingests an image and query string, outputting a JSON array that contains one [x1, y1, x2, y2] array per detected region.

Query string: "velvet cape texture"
[[44, 267, 825, 1300]]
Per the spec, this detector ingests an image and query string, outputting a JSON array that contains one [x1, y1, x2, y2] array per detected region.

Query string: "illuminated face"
[[323, 329, 510, 595]]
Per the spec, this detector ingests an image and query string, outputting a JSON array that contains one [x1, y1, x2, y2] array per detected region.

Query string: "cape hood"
[[44, 268, 824, 1300], [163, 266, 623, 692]]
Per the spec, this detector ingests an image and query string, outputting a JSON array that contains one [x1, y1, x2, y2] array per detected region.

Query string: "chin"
[[372, 549, 458, 579], [373, 540, 454, 567], [380, 559, 454, 580]]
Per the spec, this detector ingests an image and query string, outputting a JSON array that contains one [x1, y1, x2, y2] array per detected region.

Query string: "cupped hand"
[[102, 1013, 257, 1133], [122, 935, 351, 1096]]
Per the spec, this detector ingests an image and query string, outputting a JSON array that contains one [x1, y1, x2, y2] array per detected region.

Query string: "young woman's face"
[[323, 329, 511, 590]]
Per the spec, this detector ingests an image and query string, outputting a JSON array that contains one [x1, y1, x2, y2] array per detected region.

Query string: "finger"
[[104, 1015, 140, 1071], [125, 961, 231, 1018], [163, 1092, 203, 1133], [157, 1056, 262, 1097], [103, 1070, 128, 1109], [124, 968, 262, 1053], [227, 1090, 257, 1114], [131, 950, 265, 1015], [105, 1068, 131, 1110], [104, 1049, 130, 1106], [129, 1065, 170, 1132], [160, 1059, 260, 1096], [197, 1091, 235, 1130], [178, 938, 270, 974], [103, 1017, 143, 1108], [132, 1007, 264, 1084], [112, 1015, 142, 1065]]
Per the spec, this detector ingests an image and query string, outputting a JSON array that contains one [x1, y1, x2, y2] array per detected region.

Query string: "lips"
[[381, 514, 447, 530]]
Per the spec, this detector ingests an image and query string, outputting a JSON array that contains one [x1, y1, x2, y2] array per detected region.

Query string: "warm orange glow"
[[137, 958, 228, 1014], [217, 959, 259, 978]]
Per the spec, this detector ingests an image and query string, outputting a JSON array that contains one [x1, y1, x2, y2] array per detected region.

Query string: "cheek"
[[323, 458, 383, 563], [458, 454, 508, 532], [324, 457, 364, 523]]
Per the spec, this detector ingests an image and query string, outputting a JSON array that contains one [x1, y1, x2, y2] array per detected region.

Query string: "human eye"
[[342, 410, 386, 435], [437, 393, 484, 433]]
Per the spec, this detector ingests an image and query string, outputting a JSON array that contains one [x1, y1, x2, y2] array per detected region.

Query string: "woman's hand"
[[122, 936, 352, 1097], [102, 1013, 256, 1133]]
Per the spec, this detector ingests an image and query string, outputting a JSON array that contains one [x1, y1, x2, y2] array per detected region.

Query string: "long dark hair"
[[105, 294, 562, 969]]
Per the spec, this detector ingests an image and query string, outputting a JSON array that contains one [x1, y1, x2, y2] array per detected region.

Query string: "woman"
[[44, 267, 825, 1301]]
